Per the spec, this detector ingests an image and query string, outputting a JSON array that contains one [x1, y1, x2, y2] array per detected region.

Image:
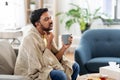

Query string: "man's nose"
[[49, 19, 53, 23]]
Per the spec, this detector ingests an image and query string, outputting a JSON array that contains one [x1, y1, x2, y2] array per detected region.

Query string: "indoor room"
[[0, 0, 120, 80]]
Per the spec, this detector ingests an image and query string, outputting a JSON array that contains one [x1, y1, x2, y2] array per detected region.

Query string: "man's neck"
[[36, 27, 45, 35]]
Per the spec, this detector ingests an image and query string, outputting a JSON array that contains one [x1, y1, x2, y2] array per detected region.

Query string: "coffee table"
[[77, 73, 115, 80]]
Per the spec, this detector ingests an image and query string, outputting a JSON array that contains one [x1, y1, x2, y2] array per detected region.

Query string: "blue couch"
[[75, 29, 120, 75]]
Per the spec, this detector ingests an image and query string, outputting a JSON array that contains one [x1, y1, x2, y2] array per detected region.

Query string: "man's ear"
[[35, 22, 39, 27]]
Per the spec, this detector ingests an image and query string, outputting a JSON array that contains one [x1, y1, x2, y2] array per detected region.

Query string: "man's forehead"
[[40, 12, 50, 18]]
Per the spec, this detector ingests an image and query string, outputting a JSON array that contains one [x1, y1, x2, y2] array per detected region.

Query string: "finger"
[[68, 37, 73, 42]]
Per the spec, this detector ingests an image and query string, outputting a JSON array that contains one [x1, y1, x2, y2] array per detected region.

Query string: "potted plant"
[[56, 3, 112, 33], [30, 1, 36, 11]]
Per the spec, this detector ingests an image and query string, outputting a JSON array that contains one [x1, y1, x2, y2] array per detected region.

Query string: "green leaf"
[[65, 19, 74, 30], [66, 9, 81, 18], [56, 3, 111, 31], [56, 12, 63, 16], [93, 7, 101, 16], [80, 19, 86, 30], [69, 3, 81, 9]]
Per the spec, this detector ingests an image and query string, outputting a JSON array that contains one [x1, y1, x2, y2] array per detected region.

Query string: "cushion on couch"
[[0, 40, 16, 74]]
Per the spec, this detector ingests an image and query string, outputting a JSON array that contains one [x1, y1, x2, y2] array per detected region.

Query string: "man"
[[14, 8, 79, 80]]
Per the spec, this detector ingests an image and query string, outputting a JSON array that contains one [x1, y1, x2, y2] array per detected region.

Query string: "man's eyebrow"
[[40, 16, 51, 20]]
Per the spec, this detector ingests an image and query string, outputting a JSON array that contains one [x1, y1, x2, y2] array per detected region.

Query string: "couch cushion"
[[82, 29, 120, 58], [0, 40, 16, 74], [85, 57, 120, 73]]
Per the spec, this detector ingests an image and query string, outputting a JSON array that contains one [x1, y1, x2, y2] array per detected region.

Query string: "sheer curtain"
[[117, 0, 120, 19]]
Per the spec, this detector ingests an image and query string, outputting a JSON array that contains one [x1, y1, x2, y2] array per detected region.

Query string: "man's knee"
[[73, 62, 80, 70]]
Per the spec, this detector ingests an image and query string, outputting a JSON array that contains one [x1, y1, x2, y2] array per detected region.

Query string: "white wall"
[[0, 0, 25, 30]]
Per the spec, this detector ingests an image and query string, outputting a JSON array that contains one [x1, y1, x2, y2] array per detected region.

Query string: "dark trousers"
[[50, 62, 80, 80]]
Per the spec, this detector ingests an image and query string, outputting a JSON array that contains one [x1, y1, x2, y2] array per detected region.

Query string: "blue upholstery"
[[75, 29, 120, 75]]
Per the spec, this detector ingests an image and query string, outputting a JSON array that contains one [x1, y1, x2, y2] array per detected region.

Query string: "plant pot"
[[30, 4, 36, 11], [81, 23, 91, 33]]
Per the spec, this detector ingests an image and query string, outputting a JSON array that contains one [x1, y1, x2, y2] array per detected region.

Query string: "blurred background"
[[0, 0, 120, 53]]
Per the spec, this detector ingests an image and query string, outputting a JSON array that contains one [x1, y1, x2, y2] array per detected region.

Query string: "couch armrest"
[[75, 44, 91, 64], [0, 75, 25, 80], [75, 43, 92, 75]]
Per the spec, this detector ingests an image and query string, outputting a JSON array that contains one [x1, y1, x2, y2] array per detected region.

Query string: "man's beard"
[[40, 22, 52, 32]]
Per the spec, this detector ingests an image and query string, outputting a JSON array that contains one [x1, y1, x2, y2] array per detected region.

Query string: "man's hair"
[[30, 8, 48, 27]]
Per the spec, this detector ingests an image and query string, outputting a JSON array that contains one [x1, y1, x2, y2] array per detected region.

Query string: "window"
[[0, 0, 25, 30], [87, 0, 120, 24]]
